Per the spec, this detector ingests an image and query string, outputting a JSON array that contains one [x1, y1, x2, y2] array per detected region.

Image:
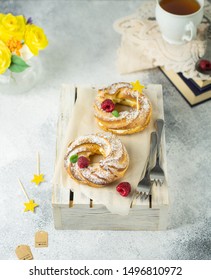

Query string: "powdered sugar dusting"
[[99, 82, 132, 95]]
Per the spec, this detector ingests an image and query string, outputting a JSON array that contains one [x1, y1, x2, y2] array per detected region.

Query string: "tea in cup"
[[155, 0, 204, 44]]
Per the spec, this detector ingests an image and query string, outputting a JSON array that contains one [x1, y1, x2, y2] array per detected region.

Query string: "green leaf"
[[9, 63, 29, 73], [11, 55, 29, 66], [70, 154, 78, 163], [112, 110, 119, 117], [9, 55, 30, 73]]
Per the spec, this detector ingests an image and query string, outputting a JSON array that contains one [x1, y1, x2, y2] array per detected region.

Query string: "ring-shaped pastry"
[[94, 82, 152, 135], [64, 133, 129, 188]]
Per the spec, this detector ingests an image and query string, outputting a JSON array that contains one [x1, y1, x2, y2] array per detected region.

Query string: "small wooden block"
[[15, 245, 33, 260], [35, 231, 48, 248]]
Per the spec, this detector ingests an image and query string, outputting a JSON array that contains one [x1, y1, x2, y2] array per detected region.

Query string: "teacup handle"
[[182, 21, 196, 42]]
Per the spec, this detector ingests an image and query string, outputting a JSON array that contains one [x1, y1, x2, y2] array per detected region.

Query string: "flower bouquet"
[[0, 13, 48, 94], [0, 13, 48, 74]]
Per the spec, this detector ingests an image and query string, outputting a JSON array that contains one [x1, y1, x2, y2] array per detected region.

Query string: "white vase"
[[0, 56, 43, 94]]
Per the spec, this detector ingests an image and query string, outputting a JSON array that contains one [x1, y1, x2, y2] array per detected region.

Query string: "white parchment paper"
[[53, 84, 163, 215]]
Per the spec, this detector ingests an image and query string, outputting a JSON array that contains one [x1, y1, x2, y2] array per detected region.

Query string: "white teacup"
[[155, 0, 204, 45]]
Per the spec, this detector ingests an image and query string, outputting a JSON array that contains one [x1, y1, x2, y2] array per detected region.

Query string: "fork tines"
[[137, 132, 157, 198]]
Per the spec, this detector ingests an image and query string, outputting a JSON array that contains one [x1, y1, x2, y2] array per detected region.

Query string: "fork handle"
[[145, 131, 157, 176], [155, 119, 164, 161]]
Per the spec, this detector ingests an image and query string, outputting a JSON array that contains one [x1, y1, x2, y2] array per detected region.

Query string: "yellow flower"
[[24, 24, 48, 55], [0, 13, 26, 43], [0, 40, 11, 74], [7, 38, 23, 56]]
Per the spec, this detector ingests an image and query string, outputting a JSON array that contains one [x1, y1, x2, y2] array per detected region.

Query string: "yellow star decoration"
[[131, 80, 145, 93], [24, 200, 39, 212], [31, 174, 45, 185]]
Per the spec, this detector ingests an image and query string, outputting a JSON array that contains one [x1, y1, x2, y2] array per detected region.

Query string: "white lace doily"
[[114, 0, 211, 79]]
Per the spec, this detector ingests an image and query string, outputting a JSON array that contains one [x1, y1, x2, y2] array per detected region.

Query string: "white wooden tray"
[[52, 84, 169, 230]]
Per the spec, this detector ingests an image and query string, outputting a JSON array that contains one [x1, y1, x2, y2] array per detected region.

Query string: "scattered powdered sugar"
[[81, 167, 111, 185], [140, 94, 150, 112], [100, 82, 132, 95], [67, 134, 110, 156], [124, 110, 139, 122], [130, 90, 139, 99]]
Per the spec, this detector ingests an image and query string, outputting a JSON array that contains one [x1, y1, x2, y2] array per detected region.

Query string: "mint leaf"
[[70, 154, 78, 163], [112, 110, 119, 117], [9, 55, 30, 73]]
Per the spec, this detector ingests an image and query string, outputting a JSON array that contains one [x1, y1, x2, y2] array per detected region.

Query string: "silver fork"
[[150, 119, 165, 186], [137, 131, 157, 198]]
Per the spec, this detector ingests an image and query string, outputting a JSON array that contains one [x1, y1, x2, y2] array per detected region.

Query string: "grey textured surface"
[[0, 0, 211, 260]]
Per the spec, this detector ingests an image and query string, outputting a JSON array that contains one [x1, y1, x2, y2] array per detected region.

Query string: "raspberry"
[[101, 99, 115, 112], [199, 60, 211, 70], [116, 182, 131, 197], [77, 156, 90, 168]]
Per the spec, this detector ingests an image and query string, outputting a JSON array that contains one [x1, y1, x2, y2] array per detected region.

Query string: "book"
[[160, 67, 211, 106], [193, 78, 211, 88]]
